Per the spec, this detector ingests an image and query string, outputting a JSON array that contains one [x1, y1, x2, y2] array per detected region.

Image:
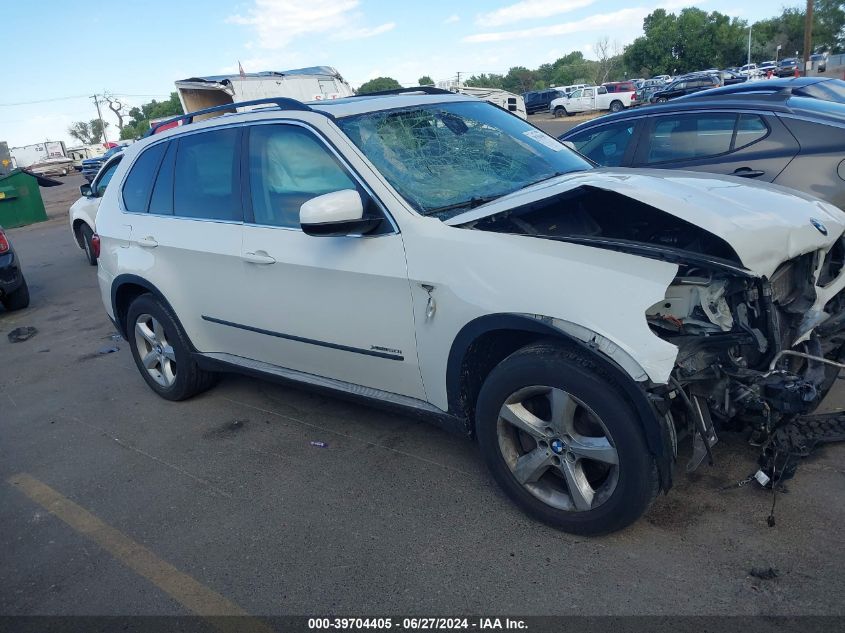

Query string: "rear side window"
[[645, 113, 737, 163], [735, 114, 769, 148], [148, 141, 176, 215], [173, 128, 241, 221], [122, 143, 167, 212]]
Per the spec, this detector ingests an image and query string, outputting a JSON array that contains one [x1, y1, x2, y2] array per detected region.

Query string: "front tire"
[[2, 277, 30, 311], [80, 224, 97, 266], [553, 106, 566, 118], [476, 341, 658, 535], [126, 294, 218, 401]]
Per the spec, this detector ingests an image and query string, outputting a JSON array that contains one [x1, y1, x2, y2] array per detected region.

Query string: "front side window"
[[336, 101, 591, 220], [122, 142, 167, 212], [173, 127, 241, 221], [247, 125, 357, 228], [568, 122, 635, 167], [95, 158, 122, 196]]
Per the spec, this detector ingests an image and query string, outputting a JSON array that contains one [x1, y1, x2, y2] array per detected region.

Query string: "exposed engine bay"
[[464, 184, 845, 479]]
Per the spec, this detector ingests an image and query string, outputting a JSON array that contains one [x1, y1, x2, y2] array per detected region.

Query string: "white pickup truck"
[[550, 85, 634, 117]]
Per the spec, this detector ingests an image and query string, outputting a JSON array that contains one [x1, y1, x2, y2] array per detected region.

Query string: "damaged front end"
[[646, 248, 845, 472], [459, 181, 845, 478]]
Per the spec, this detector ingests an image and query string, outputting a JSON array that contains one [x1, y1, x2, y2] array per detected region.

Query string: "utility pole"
[[456, 71, 462, 87], [747, 25, 752, 66], [802, 0, 814, 76], [91, 94, 108, 145]]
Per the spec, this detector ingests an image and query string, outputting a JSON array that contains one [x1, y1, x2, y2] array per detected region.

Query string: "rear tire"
[[475, 341, 658, 535], [609, 100, 623, 113], [2, 277, 30, 311], [126, 293, 218, 401], [80, 224, 97, 266]]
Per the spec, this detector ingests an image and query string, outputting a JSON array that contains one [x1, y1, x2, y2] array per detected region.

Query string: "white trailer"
[[175, 67, 354, 120], [10, 140, 67, 169], [66, 145, 106, 169], [448, 86, 527, 119]]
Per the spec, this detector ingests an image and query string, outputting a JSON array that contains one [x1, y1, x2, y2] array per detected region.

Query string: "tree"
[[464, 73, 505, 89], [815, 0, 845, 52], [103, 93, 128, 132], [418, 75, 434, 86], [67, 119, 109, 145], [502, 66, 537, 94], [120, 92, 183, 140], [357, 77, 402, 94], [593, 37, 622, 84], [623, 8, 750, 75]]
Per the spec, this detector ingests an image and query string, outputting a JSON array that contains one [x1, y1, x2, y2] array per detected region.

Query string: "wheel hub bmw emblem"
[[550, 439, 565, 454], [811, 218, 828, 235]]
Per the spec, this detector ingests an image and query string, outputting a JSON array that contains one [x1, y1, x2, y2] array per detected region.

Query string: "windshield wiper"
[[423, 195, 502, 216], [525, 171, 571, 188]]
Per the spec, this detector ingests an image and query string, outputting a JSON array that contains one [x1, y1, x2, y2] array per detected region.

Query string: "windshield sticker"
[[523, 130, 565, 151]]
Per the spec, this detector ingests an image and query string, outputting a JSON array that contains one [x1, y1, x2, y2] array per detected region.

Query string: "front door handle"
[[242, 251, 276, 265], [137, 236, 158, 248], [733, 167, 765, 178]]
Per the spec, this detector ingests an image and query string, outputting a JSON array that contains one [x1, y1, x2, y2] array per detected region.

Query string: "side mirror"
[[300, 190, 381, 237], [80, 183, 93, 197], [561, 140, 576, 151]]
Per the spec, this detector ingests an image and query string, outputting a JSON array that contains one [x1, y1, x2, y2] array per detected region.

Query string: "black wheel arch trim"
[[110, 274, 194, 350], [446, 313, 673, 490]]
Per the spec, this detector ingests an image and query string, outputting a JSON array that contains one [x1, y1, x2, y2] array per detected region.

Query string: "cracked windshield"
[[337, 101, 591, 219]]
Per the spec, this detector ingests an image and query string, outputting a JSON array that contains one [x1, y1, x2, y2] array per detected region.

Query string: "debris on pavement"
[[7, 326, 38, 343], [97, 345, 119, 355], [749, 567, 779, 580], [310, 441, 329, 448], [230, 419, 246, 431]]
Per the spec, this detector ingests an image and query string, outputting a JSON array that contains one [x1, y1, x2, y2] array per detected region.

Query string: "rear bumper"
[[0, 251, 23, 297]]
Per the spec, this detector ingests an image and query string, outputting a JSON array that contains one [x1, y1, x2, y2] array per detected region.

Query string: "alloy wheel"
[[496, 385, 619, 512], [134, 313, 177, 388]]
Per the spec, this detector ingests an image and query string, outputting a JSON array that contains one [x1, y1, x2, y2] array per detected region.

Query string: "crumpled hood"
[[446, 168, 845, 278]]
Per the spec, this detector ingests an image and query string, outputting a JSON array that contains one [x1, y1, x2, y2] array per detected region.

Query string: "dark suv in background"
[[522, 88, 565, 114], [650, 75, 720, 102], [777, 58, 800, 77]]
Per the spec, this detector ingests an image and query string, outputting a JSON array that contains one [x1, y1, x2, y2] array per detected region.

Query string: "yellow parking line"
[[8, 473, 274, 633]]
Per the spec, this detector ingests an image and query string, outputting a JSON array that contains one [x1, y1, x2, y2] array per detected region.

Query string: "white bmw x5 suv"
[[95, 88, 845, 534]]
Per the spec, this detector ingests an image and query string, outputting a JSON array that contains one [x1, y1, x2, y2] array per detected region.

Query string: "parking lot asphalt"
[[1, 165, 844, 619]]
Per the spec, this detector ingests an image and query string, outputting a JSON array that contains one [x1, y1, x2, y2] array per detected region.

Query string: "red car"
[[602, 81, 637, 93]]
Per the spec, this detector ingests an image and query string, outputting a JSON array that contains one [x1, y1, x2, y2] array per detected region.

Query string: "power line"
[[0, 94, 90, 107], [0, 92, 171, 107]]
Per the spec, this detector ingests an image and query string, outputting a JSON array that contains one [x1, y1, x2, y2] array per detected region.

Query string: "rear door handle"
[[137, 236, 158, 248], [242, 251, 276, 265], [733, 167, 765, 178]]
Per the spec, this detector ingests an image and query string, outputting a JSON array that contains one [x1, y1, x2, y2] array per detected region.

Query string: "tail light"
[[91, 233, 101, 258], [0, 229, 9, 254]]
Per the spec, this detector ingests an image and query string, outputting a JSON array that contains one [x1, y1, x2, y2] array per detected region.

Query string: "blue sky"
[[1, 0, 799, 147]]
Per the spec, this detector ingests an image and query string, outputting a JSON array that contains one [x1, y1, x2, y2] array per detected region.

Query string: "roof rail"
[[145, 97, 314, 136], [354, 86, 454, 97]]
